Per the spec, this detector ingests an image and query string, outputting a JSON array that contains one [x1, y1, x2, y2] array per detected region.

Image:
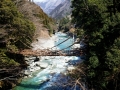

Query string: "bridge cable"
[[50, 42, 79, 55], [58, 41, 77, 52], [49, 36, 72, 50]]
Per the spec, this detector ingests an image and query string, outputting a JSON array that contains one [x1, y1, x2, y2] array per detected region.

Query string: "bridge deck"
[[20, 49, 84, 56]]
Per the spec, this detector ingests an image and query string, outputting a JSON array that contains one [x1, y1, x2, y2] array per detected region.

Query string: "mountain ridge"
[[49, 0, 72, 19], [34, 0, 65, 14]]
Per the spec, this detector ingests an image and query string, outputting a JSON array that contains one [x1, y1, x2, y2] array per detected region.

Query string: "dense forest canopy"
[[0, 0, 35, 49], [71, 0, 120, 89], [0, 0, 35, 89]]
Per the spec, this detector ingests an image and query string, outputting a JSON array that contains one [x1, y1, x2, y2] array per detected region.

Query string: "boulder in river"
[[40, 62, 49, 69]]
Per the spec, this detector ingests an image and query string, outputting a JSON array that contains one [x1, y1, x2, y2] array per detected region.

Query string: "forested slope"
[[13, 0, 55, 38], [0, 0, 54, 89], [71, 0, 120, 90]]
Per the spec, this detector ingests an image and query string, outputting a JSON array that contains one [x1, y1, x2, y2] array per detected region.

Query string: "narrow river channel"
[[13, 32, 82, 90]]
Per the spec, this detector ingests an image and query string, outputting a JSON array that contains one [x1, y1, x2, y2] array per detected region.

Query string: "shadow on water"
[[41, 73, 81, 90], [67, 56, 83, 66], [43, 86, 81, 90], [16, 80, 48, 89]]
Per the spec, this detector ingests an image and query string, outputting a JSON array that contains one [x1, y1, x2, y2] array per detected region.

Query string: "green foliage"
[[0, 0, 36, 89], [47, 24, 53, 35], [0, 0, 19, 24], [105, 38, 120, 70], [0, 49, 19, 66], [11, 18, 35, 49], [0, 0, 35, 50], [59, 17, 70, 26], [75, 28, 85, 38], [58, 17, 71, 32], [34, 11, 54, 35], [72, 0, 120, 89], [0, 0, 35, 65], [89, 56, 99, 68]]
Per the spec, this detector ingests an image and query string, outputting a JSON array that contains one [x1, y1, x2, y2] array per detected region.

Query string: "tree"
[[0, 0, 35, 89], [71, 0, 120, 89]]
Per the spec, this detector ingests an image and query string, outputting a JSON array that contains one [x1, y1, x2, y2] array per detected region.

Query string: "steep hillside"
[[0, 0, 55, 89], [0, 0, 35, 89], [49, 0, 71, 19], [15, 0, 55, 39]]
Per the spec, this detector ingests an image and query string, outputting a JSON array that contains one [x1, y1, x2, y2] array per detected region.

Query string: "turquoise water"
[[13, 32, 81, 90], [55, 32, 74, 50]]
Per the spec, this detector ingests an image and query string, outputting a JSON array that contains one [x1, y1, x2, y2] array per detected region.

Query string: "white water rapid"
[[13, 32, 82, 90]]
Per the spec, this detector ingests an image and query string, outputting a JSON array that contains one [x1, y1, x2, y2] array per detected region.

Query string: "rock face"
[[49, 0, 72, 19], [34, 0, 65, 14]]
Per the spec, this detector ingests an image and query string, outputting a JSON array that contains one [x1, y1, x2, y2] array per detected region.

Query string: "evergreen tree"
[[71, 0, 120, 89]]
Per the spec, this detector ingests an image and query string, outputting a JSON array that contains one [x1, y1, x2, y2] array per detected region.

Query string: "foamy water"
[[31, 35, 57, 50], [13, 32, 82, 90]]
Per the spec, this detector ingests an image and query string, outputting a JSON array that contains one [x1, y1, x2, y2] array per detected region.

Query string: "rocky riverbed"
[[13, 32, 83, 90], [24, 56, 81, 78]]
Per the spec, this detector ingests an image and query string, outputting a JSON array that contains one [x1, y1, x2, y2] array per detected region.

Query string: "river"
[[13, 32, 82, 90]]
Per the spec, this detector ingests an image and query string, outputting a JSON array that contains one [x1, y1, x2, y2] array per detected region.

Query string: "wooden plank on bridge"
[[19, 49, 83, 56]]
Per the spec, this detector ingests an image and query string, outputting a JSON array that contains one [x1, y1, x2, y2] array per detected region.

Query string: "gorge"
[[13, 32, 82, 90], [2, 0, 120, 89], [0, 0, 85, 90]]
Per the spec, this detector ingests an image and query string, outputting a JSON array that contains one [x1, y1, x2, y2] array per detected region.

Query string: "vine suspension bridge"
[[20, 37, 85, 56]]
